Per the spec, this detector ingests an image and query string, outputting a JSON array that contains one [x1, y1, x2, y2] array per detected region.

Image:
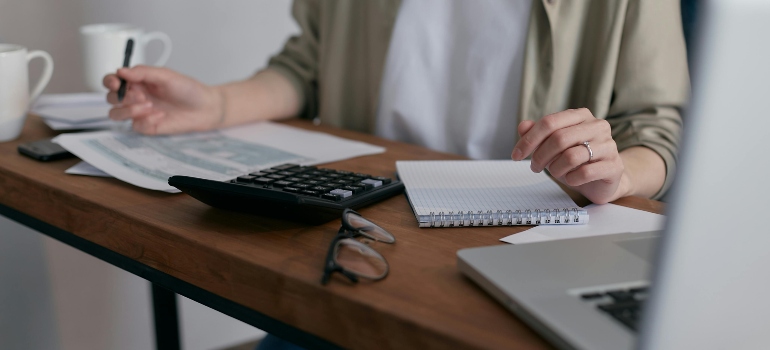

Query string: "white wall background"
[[0, 0, 298, 91], [0, 1, 298, 349]]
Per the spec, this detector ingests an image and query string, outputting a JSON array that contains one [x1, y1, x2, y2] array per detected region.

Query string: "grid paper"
[[396, 160, 580, 215]]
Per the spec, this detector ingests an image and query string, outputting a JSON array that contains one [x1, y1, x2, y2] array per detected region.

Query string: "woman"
[[103, 0, 688, 205]]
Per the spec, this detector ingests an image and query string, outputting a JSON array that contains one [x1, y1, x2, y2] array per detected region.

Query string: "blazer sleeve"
[[265, 0, 320, 120], [608, 0, 690, 200]]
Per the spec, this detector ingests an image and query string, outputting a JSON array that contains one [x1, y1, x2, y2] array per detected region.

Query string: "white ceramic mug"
[[80, 23, 172, 92], [0, 44, 54, 142]]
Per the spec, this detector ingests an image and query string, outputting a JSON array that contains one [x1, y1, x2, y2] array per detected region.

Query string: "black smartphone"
[[18, 139, 74, 161]]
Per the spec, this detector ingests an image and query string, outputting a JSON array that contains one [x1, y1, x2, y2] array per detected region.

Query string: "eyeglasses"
[[321, 208, 395, 285]]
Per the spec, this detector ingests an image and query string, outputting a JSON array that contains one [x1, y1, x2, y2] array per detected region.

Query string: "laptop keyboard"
[[580, 286, 648, 332]]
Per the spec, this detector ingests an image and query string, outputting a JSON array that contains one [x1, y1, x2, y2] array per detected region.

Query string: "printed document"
[[54, 122, 385, 192]]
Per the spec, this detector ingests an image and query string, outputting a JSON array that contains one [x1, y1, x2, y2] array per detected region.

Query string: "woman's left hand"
[[511, 108, 628, 204]]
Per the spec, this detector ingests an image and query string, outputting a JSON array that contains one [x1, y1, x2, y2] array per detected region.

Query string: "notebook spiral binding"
[[418, 208, 588, 228]]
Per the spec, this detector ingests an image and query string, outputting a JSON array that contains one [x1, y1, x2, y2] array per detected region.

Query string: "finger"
[[103, 74, 121, 91], [530, 119, 611, 172], [132, 111, 166, 135], [512, 108, 593, 161], [563, 160, 622, 188], [108, 85, 150, 105], [512, 121, 536, 159], [108, 101, 154, 121], [127, 85, 149, 103], [117, 65, 174, 85], [518, 120, 535, 137], [547, 140, 617, 178], [107, 91, 120, 105]]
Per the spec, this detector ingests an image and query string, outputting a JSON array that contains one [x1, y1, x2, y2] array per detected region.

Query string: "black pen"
[[117, 38, 134, 102]]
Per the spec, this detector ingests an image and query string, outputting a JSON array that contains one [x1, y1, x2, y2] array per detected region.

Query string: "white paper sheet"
[[500, 203, 665, 244], [53, 122, 386, 192], [31, 93, 111, 124], [66, 161, 112, 177], [44, 118, 124, 131]]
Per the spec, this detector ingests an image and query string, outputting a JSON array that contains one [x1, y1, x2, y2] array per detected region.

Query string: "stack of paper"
[[31, 93, 122, 130]]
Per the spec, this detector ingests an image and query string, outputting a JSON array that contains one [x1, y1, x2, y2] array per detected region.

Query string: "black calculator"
[[169, 163, 404, 224]]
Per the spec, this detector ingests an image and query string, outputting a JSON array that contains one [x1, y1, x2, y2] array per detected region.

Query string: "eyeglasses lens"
[[334, 238, 388, 280], [345, 212, 395, 243]]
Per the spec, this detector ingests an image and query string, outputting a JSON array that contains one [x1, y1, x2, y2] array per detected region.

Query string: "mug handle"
[[27, 50, 54, 102], [141, 31, 173, 67]]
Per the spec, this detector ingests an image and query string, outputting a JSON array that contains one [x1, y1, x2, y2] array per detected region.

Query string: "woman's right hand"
[[103, 65, 224, 135]]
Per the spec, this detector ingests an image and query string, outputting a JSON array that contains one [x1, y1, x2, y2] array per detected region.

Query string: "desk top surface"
[[0, 116, 664, 350]]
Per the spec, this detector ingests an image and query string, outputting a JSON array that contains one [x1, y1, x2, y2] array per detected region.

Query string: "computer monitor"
[[640, 0, 770, 348]]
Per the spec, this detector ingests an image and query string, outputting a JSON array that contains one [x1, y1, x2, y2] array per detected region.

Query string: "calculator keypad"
[[228, 164, 394, 202]]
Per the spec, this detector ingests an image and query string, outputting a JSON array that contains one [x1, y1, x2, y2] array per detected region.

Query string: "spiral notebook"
[[396, 160, 588, 228]]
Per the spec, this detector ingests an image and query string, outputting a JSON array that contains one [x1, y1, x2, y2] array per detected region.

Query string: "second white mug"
[[80, 23, 172, 92]]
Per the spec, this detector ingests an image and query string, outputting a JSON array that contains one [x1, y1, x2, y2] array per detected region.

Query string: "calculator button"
[[331, 179, 349, 185], [310, 186, 333, 192], [354, 173, 372, 178], [326, 173, 343, 178], [335, 170, 353, 175], [308, 170, 325, 176], [360, 179, 383, 188], [581, 293, 604, 300], [293, 183, 311, 189], [304, 180, 322, 186], [276, 171, 295, 176], [297, 174, 314, 179], [342, 185, 363, 194], [267, 174, 285, 179], [259, 169, 278, 174], [301, 190, 321, 197], [254, 177, 275, 185], [285, 177, 303, 182], [273, 180, 293, 188], [357, 182, 374, 190], [272, 164, 299, 170], [249, 172, 268, 177], [372, 176, 392, 184], [315, 176, 331, 182], [321, 193, 341, 201], [283, 187, 301, 193], [330, 189, 353, 198], [294, 166, 316, 173], [236, 175, 256, 183], [342, 176, 362, 182]]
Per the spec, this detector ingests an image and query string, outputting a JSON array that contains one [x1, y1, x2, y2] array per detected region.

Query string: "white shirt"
[[376, 0, 532, 159]]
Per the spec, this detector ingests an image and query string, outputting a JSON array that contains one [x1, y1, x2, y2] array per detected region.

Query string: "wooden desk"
[[0, 115, 664, 350]]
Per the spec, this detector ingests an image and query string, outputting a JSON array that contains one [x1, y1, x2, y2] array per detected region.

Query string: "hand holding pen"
[[102, 60, 227, 135]]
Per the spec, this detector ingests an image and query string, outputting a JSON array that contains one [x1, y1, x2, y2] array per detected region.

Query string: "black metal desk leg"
[[152, 283, 181, 350]]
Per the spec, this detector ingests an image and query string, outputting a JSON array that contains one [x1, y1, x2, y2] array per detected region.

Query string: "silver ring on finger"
[[582, 141, 593, 162]]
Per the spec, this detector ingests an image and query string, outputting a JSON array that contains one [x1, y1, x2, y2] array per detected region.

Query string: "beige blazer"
[[267, 0, 689, 199]]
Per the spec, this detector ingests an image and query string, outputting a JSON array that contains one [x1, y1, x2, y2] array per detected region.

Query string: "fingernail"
[[512, 148, 522, 160]]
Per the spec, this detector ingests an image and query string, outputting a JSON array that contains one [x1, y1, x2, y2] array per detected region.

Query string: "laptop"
[[457, 1, 770, 349]]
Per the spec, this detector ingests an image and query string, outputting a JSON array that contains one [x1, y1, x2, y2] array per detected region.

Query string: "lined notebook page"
[[396, 160, 579, 215]]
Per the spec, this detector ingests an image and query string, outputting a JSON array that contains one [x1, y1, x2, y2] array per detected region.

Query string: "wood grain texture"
[[0, 115, 665, 350]]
